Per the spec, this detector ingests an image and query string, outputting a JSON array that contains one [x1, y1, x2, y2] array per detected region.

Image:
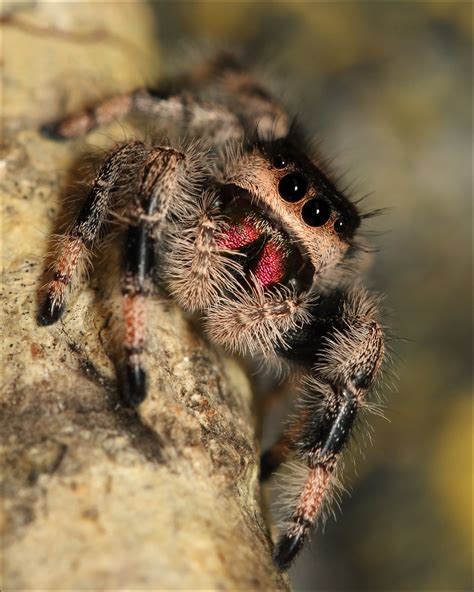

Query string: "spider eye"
[[278, 173, 307, 202], [301, 198, 331, 227], [334, 218, 345, 234], [272, 155, 287, 169]]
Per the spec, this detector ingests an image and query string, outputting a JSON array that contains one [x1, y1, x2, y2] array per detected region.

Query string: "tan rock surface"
[[1, 2, 288, 589]]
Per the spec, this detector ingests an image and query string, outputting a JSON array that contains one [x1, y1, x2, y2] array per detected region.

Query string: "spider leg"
[[185, 50, 290, 137], [120, 224, 151, 406], [119, 146, 187, 406], [268, 287, 385, 570], [41, 54, 291, 142], [38, 141, 149, 325], [273, 383, 359, 570], [41, 89, 243, 143], [41, 93, 137, 141], [214, 66, 290, 138]]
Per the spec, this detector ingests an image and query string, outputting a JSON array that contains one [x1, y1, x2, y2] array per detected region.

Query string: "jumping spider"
[[38, 54, 386, 571]]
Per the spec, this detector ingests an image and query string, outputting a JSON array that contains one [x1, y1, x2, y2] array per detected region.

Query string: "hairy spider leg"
[[38, 141, 149, 325], [273, 383, 358, 570], [268, 287, 385, 570], [120, 146, 186, 406], [41, 89, 243, 143], [40, 55, 289, 142], [41, 92, 136, 140], [260, 287, 383, 479]]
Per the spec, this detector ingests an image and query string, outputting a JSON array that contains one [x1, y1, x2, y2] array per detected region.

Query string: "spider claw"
[[121, 364, 147, 407], [37, 294, 65, 325], [273, 532, 305, 571]]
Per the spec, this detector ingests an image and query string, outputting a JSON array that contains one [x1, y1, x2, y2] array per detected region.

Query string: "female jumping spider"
[[39, 54, 386, 571]]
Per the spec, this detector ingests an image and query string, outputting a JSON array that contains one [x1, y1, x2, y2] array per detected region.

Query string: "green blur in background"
[[152, 2, 472, 590]]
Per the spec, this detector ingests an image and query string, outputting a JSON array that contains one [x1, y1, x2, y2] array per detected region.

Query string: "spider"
[[38, 53, 386, 571]]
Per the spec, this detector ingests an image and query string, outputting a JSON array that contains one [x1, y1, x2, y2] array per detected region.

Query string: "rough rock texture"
[[1, 2, 289, 589]]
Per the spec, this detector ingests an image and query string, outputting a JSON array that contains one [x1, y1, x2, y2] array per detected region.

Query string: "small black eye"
[[301, 198, 331, 227], [272, 155, 287, 169], [334, 218, 345, 234], [278, 173, 307, 202]]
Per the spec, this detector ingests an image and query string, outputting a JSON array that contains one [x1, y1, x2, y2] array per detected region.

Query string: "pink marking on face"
[[218, 217, 288, 288], [254, 240, 287, 288]]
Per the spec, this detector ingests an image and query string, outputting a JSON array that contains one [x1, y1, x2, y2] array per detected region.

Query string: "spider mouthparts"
[[229, 234, 268, 273]]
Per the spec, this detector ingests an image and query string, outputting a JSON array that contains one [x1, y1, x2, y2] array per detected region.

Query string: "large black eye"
[[301, 198, 331, 227], [278, 173, 307, 202]]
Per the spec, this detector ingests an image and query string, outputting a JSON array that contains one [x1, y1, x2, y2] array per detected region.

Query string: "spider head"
[[217, 138, 361, 291]]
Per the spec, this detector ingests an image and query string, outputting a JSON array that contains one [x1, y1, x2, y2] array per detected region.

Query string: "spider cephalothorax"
[[38, 53, 386, 571], [217, 137, 361, 285]]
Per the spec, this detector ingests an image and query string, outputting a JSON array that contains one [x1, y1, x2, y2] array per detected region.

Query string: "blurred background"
[[152, 2, 472, 590]]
